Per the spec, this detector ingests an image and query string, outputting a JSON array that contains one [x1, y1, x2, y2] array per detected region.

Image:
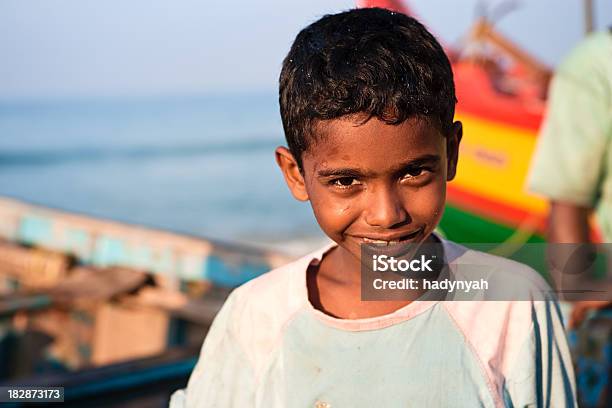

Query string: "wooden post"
[[584, 0, 594, 35]]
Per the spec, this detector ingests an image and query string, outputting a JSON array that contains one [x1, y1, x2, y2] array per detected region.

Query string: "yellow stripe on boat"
[[453, 112, 547, 216]]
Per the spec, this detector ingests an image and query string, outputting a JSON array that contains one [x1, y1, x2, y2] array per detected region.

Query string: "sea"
[[0, 93, 329, 255]]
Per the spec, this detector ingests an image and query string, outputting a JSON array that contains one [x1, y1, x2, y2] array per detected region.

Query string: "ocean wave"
[[0, 139, 281, 167]]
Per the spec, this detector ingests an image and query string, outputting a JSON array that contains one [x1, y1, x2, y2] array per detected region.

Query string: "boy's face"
[[276, 116, 461, 263]]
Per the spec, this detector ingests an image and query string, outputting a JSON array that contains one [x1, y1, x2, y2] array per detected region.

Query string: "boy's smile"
[[276, 115, 461, 274]]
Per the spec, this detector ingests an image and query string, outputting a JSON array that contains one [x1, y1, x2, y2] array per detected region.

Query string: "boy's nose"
[[363, 185, 409, 228]]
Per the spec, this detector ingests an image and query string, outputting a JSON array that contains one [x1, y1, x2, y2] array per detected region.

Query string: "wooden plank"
[[49, 266, 148, 303]]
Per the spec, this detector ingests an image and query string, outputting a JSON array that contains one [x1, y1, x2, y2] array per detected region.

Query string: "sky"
[[1, 0, 611, 100]]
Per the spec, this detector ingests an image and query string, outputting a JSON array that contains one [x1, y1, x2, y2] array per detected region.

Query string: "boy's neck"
[[307, 233, 442, 319]]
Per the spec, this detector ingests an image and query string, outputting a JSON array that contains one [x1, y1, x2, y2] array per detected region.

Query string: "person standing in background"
[[528, 29, 612, 327]]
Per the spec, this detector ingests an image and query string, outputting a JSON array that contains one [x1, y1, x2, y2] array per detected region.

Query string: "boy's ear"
[[446, 121, 462, 181], [275, 147, 309, 201]]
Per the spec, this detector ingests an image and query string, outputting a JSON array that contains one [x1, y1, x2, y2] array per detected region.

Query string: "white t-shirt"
[[171, 238, 576, 407]]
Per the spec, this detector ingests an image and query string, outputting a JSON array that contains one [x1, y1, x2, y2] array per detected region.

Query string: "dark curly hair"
[[279, 7, 456, 168]]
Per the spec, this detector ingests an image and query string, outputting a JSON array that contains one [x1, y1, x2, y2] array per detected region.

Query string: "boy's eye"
[[331, 177, 361, 188], [402, 167, 429, 179]]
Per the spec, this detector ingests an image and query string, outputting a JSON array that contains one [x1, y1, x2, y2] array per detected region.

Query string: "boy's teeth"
[[363, 237, 400, 245]]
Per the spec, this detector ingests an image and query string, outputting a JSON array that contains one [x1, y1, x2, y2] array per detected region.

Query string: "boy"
[[171, 8, 576, 407]]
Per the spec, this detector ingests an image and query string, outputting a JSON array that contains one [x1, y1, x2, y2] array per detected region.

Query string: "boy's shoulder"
[[229, 254, 305, 315], [219, 244, 332, 330], [230, 243, 333, 309]]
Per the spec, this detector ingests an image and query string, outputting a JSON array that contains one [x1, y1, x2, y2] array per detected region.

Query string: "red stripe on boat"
[[455, 63, 543, 132]]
